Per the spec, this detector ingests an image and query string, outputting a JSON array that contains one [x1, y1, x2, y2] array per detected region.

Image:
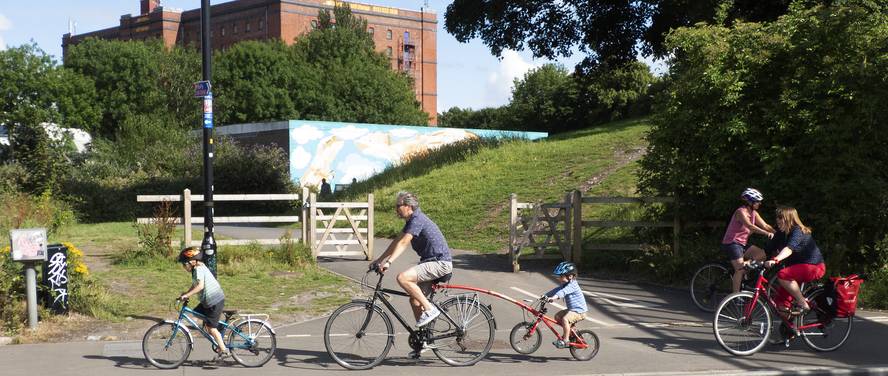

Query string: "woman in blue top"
[[544, 261, 588, 349], [764, 206, 825, 315]]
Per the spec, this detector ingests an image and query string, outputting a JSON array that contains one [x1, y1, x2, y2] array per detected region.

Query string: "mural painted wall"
[[288, 120, 547, 189]]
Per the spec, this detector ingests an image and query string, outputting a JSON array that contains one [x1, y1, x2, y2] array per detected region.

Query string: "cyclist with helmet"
[[542, 261, 588, 349], [722, 188, 776, 293], [178, 246, 229, 360]]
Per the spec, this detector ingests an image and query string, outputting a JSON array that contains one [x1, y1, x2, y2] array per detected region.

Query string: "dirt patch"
[[576, 147, 646, 193]]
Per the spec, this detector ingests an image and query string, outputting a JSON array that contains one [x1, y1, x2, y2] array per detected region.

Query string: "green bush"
[[0, 163, 28, 194], [640, 1, 888, 281]]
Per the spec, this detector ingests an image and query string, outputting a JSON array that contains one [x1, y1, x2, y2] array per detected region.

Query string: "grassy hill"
[[343, 118, 651, 253]]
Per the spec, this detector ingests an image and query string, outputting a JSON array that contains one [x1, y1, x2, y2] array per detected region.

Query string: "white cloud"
[[336, 153, 386, 183], [329, 125, 369, 140], [0, 14, 11, 51], [290, 146, 312, 170], [290, 124, 324, 145], [485, 50, 540, 107], [388, 127, 419, 139]]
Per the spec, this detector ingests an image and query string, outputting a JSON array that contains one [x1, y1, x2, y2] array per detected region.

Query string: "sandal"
[[789, 304, 809, 316]]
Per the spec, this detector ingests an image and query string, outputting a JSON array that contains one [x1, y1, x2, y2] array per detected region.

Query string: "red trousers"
[[774, 263, 826, 309]]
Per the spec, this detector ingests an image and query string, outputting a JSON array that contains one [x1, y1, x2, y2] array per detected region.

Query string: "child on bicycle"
[[722, 188, 775, 293], [178, 247, 229, 360], [543, 261, 587, 349]]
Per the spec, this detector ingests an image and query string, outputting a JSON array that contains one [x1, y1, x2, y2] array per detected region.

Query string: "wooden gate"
[[308, 193, 374, 260], [508, 192, 574, 272]]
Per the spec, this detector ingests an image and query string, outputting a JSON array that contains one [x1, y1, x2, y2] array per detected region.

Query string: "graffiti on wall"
[[288, 121, 548, 189]]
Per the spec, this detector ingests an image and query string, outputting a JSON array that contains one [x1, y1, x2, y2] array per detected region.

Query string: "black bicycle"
[[323, 264, 496, 370]]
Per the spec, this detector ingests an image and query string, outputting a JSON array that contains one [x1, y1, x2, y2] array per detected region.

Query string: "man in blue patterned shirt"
[[544, 261, 587, 348], [371, 192, 453, 328]]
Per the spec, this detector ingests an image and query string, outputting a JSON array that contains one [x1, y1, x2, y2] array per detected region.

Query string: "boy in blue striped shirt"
[[544, 261, 587, 348]]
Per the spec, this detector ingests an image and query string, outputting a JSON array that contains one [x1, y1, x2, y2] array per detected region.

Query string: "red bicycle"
[[508, 296, 600, 360], [713, 261, 853, 355]]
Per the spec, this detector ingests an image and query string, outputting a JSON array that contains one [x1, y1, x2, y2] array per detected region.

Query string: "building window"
[[386, 47, 392, 57], [368, 27, 374, 36], [386, 29, 392, 40], [233, 23, 238, 34], [221, 26, 226, 37], [246, 22, 251, 32], [259, 19, 264, 31], [405, 31, 410, 41], [311, 19, 318, 29]]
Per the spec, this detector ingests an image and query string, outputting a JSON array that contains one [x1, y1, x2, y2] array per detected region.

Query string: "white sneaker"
[[416, 308, 440, 327]]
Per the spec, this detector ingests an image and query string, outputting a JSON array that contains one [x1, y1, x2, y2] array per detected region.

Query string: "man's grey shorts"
[[412, 261, 453, 295]]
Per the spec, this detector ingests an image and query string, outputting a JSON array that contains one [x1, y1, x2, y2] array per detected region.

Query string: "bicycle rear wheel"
[[713, 292, 771, 356], [324, 301, 394, 370], [430, 296, 495, 366], [569, 329, 600, 361], [228, 320, 277, 367], [691, 263, 732, 312], [799, 288, 852, 352], [509, 321, 541, 354], [142, 322, 192, 369]]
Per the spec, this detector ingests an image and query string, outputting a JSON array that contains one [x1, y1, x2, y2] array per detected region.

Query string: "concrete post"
[[25, 263, 38, 329]]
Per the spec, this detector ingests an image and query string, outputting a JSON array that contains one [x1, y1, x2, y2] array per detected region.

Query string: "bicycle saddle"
[[223, 310, 238, 317], [430, 273, 452, 284]]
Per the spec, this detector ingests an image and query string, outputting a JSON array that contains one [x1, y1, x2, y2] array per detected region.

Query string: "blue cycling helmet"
[[553, 261, 577, 276], [741, 188, 763, 204]]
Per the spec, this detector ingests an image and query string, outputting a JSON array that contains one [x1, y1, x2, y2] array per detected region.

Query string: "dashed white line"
[[509, 286, 611, 326]]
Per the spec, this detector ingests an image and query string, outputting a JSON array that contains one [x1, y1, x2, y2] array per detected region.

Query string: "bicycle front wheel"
[[228, 320, 277, 367], [691, 263, 732, 312], [800, 288, 853, 352], [569, 329, 600, 361], [430, 296, 496, 366], [509, 321, 541, 354], [713, 292, 771, 356], [324, 301, 394, 370], [142, 322, 192, 369]]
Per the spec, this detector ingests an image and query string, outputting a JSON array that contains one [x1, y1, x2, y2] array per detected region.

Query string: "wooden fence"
[[509, 191, 678, 272], [307, 192, 374, 260], [137, 188, 309, 246]]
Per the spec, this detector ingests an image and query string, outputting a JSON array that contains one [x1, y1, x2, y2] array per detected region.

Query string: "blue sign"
[[203, 113, 213, 129], [194, 80, 211, 97]]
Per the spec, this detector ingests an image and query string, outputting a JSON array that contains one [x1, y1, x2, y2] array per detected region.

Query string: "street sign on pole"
[[194, 80, 211, 97]]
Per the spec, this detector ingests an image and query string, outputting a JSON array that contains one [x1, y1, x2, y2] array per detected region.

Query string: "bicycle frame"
[[432, 283, 589, 349], [167, 302, 257, 351], [743, 266, 823, 333], [359, 272, 468, 344]]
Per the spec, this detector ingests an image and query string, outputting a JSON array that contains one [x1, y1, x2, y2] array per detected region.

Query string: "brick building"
[[62, 0, 438, 124]]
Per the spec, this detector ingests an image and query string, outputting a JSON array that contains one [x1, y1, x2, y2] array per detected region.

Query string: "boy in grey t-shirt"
[[178, 247, 228, 360]]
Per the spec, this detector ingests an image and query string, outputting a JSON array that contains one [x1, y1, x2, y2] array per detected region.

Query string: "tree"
[[0, 44, 98, 194], [444, 0, 818, 66], [438, 106, 512, 130], [573, 60, 656, 124], [215, 41, 302, 124], [639, 1, 888, 268], [292, 4, 428, 125], [509, 63, 575, 131], [64, 39, 199, 137]]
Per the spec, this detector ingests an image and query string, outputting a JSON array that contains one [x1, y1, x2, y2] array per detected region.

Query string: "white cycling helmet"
[[741, 188, 764, 204]]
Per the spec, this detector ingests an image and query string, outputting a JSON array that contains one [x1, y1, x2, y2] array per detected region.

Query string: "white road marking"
[[509, 286, 611, 326], [584, 291, 653, 309]]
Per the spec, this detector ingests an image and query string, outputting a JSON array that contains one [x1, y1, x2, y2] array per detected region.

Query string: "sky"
[[0, 1, 661, 113]]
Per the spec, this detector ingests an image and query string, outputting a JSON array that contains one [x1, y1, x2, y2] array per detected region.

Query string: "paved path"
[[3, 226, 888, 375]]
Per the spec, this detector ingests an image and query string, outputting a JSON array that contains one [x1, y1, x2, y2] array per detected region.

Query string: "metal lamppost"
[[197, 0, 217, 276]]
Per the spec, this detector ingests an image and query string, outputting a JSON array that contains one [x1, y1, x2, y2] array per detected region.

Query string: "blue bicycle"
[[142, 298, 277, 369]]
